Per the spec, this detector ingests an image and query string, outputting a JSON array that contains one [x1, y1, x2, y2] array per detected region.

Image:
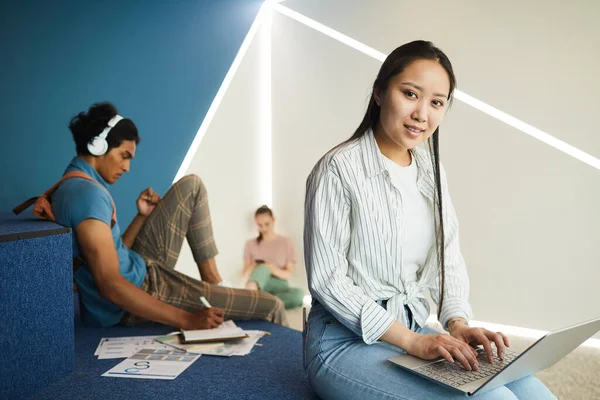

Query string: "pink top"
[[244, 235, 296, 269]]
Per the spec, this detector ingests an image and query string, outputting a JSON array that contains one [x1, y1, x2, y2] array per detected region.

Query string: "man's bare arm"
[[121, 214, 147, 249], [76, 219, 222, 329]]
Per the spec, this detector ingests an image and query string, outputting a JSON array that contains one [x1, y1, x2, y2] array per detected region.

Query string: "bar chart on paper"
[[95, 336, 172, 359], [102, 349, 200, 380]]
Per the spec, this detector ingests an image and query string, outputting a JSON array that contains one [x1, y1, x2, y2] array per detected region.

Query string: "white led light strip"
[[173, 2, 274, 183], [273, 3, 600, 171], [259, 6, 273, 207]]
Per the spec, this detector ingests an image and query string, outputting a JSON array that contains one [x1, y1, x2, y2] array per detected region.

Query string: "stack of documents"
[[154, 321, 267, 357], [180, 326, 247, 343], [155, 330, 267, 357], [153, 335, 224, 353], [95, 321, 267, 363]]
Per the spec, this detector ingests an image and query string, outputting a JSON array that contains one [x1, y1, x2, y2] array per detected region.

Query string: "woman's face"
[[375, 59, 451, 150], [255, 213, 274, 236]]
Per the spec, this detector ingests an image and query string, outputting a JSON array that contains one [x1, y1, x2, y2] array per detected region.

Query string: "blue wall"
[[0, 0, 263, 224]]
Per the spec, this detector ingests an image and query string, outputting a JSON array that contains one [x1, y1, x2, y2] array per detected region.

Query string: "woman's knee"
[[251, 264, 270, 277], [475, 386, 518, 400], [286, 289, 305, 309], [505, 376, 556, 399], [306, 358, 406, 400], [249, 265, 271, 289]]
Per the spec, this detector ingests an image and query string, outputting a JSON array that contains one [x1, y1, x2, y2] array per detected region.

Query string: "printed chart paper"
[[102, 349, 200, 380]]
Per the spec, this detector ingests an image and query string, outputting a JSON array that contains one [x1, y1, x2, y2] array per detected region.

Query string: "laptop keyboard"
[[413, 348, 519, 388]]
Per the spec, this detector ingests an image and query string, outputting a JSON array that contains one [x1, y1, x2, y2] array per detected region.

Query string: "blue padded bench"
[[0, 212, 74, 399], [1, 211, 315, 399], [30, 295, 317, 399]]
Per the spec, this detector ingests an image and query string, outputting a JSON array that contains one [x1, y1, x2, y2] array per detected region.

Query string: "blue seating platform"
[[0, 212, 74, 399], [31, 291, 316, 399], [31, 318, 316, 399], [1, 212, 316, 399]]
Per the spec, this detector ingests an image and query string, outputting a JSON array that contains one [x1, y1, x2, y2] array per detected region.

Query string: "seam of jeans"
[[316, 317, 328, 354], [303, 317, 310, 371], [315, 353, 411, 400]]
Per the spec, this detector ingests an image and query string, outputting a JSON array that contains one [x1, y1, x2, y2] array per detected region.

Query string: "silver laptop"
[[388, 317, 600, 396]]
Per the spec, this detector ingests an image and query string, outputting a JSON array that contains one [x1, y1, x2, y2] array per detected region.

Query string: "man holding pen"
[[36, 102, 287, 330]]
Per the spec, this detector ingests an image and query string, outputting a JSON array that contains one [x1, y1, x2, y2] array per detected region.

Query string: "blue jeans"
[[303, 301, 557, 400]]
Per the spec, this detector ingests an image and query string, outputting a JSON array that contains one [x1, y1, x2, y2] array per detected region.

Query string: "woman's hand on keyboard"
[[450, 326, 510, 364], [406, 333, 480, 371]]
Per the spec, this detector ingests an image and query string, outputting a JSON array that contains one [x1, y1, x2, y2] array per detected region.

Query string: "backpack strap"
[[13, 171, 118, 291], [59, 171, 117, 227], [13, 196, 39, 215], [13, 171, 117, 227]]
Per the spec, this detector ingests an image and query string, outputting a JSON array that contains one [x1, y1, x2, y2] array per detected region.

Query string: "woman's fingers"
[[468, 343, 478, 359], [437, 346, 454, 364], [445, 337, 479, 371], [416, 334, 478, 371], [497, 331, 510, 347], [460, 343, 479, 371], [486, 331, 506, 360], [471, 331, 494, 363], [449, 345, 477, 371], [451, 335, 478, 363]]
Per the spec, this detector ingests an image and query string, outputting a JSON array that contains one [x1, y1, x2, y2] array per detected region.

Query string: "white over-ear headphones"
[[87, 114, 124, 156]]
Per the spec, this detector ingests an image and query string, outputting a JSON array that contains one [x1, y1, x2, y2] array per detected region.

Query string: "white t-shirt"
[[383, 154, 435, 283]]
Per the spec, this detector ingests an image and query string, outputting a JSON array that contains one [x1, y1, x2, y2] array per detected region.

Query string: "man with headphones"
[[42, 102, 288, 329]]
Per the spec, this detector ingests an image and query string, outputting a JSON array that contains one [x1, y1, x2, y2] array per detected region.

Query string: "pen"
[[199, 296, 212, 308]]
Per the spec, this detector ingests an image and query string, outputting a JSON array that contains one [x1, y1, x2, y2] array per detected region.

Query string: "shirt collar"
[[360, 128, 428, 176], [360, 128, 388, 178], [65, 156, 109, 189], [359, 128, 436, 200]]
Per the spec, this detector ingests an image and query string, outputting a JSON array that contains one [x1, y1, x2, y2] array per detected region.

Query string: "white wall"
[[271, 0, 600, 334], [173, 21, 266, 286], [271, 10, 382, 291]]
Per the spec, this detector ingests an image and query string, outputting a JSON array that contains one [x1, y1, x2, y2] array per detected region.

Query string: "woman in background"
[[243, 206, 304, 309]]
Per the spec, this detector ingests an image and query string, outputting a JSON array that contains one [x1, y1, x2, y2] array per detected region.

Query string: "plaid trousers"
[[120, 175, 288, 327]]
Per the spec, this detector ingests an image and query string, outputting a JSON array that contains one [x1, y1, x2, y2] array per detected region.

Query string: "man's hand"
[[184, 307, 225, 329], [137, 188, 161, 216], [450, 322, 510, 364]]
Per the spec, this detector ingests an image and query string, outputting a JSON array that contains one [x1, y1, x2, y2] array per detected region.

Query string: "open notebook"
[[154, 334, 225, 352], [180, 327, 248, 344]]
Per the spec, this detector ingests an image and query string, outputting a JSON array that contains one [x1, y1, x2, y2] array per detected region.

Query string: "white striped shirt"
[[304, 129, 473, 345]]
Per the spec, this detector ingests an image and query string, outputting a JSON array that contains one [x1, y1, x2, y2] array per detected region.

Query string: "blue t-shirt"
[[52, 157, 146, 327]]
